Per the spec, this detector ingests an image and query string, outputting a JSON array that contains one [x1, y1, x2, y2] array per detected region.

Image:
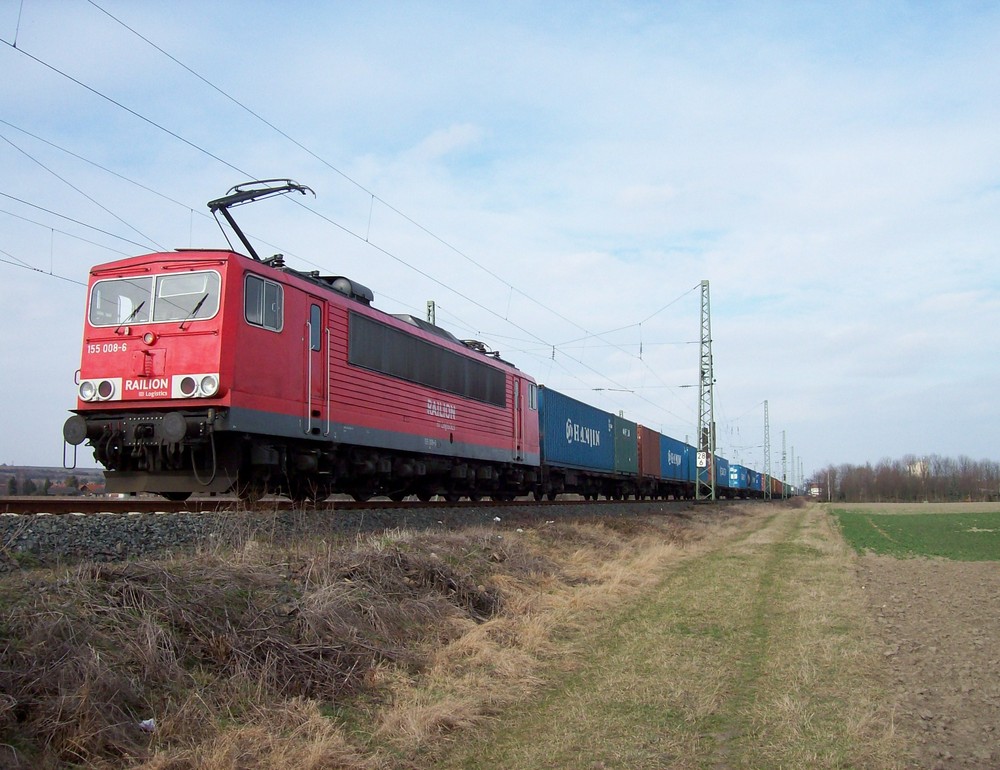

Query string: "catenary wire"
[[1, 132, 163, 251], [1, 26, 699, 433], [0, 190, 153, 251], [0, 247, 86, 286], [81, 0, 695, 379], [0, 117, 323, 270], [85, 0, 605, 339], [0, 207, 131, 256]]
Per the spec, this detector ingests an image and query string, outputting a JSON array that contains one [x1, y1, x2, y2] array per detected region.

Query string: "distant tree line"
[[811, 455, 1000, 503], [3, 476, 80, 496]]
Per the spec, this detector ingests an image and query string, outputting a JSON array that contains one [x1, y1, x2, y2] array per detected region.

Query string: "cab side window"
[[245, 274, 283, 331], [310, 304, 322, 351]]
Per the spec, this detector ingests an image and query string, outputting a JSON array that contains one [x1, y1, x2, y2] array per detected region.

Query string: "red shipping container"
[[637, 425, 662, 480]]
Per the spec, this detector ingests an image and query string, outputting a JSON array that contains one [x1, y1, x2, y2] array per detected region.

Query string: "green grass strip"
[[833, 509, 1000, 560]]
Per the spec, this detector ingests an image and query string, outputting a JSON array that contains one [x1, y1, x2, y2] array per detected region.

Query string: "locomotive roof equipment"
[[207, 178, 314, 262]]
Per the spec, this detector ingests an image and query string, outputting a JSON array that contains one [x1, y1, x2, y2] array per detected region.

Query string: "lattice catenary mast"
[[696, 280, 716, 500], [782, 430, 788, 500], [763, 400, 771, 501]]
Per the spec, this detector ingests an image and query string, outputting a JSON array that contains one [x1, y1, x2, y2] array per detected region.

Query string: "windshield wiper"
[[115, 301, 145, 334], [179, 293, 209, 330]]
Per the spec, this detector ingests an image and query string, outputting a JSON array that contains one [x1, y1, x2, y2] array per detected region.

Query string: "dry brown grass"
[[137, 698, 370, 770], [372, 516, 727, 763], [0, 509, 741, 769], [0, 524, 552, 768]]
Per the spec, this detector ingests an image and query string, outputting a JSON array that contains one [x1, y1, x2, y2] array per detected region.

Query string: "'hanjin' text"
[[565, 418, 601, 447]]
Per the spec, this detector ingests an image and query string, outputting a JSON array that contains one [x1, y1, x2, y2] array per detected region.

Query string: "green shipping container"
[[613, 414, 638, 476]]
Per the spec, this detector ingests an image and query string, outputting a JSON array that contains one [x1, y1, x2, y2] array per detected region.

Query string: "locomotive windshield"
[[89, 271, 221, 327]]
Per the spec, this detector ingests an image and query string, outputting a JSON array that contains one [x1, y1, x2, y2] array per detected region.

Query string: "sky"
[[1, 0, 999, 483]]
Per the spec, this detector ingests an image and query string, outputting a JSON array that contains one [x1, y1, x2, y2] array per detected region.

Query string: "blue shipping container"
[[537, 387, 616, 472], [659, 434, 695, 482], [729, 464, 749, 491], [715, 456, 730, 488]]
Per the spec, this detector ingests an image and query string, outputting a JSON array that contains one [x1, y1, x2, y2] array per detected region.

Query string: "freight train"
[[62, 181, 792, 503]]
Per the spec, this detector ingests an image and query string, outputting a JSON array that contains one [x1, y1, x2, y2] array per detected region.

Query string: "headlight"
[[172, 373, 221, 399], [200, 374, 219, 397], [179, 376, 198, 397], [78, 378, 122, 401]]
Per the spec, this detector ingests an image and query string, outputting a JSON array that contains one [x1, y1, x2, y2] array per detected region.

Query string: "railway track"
[[0, 495, 715, 517], [0, 495, 744, 571], [1, 494, 408, 516]]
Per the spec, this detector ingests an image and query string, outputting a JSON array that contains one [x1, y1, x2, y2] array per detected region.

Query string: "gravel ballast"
[[0, 499, 700, 570]]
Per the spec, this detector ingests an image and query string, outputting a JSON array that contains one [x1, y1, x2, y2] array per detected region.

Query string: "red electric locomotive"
[[63, 181, 541, 502]]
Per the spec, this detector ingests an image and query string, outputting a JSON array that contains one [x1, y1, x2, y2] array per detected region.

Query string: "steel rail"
[[0, 495, 713, 517]]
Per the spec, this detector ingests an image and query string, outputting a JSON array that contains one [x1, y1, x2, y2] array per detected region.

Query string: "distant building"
[[80, 481, 106, 495]]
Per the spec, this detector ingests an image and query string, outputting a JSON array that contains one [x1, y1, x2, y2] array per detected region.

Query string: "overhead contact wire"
[[84, 0, 661, 351], [0, 190, 153, 251], [2, 42, 252, 180], [0, 247, 86, 286], [6, 12, 694, 429], [1, 132, 163, 251]]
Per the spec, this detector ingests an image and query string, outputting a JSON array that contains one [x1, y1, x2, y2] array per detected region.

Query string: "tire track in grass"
[[430, 505, 904, 770], [428, 508, 783, 768]]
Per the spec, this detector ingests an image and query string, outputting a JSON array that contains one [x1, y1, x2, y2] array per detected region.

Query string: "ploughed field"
[[834, 503, 1000, 770]]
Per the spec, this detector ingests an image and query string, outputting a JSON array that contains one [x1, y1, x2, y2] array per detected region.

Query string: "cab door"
[[304, 299, 329, 435], [512, 378, 523, 461]]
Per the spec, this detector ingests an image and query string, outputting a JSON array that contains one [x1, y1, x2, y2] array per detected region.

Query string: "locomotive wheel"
[[161, 491, 192, 502]]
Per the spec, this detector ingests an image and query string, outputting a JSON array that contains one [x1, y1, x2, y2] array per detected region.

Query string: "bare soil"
[[858, 555, 1000, 769]]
